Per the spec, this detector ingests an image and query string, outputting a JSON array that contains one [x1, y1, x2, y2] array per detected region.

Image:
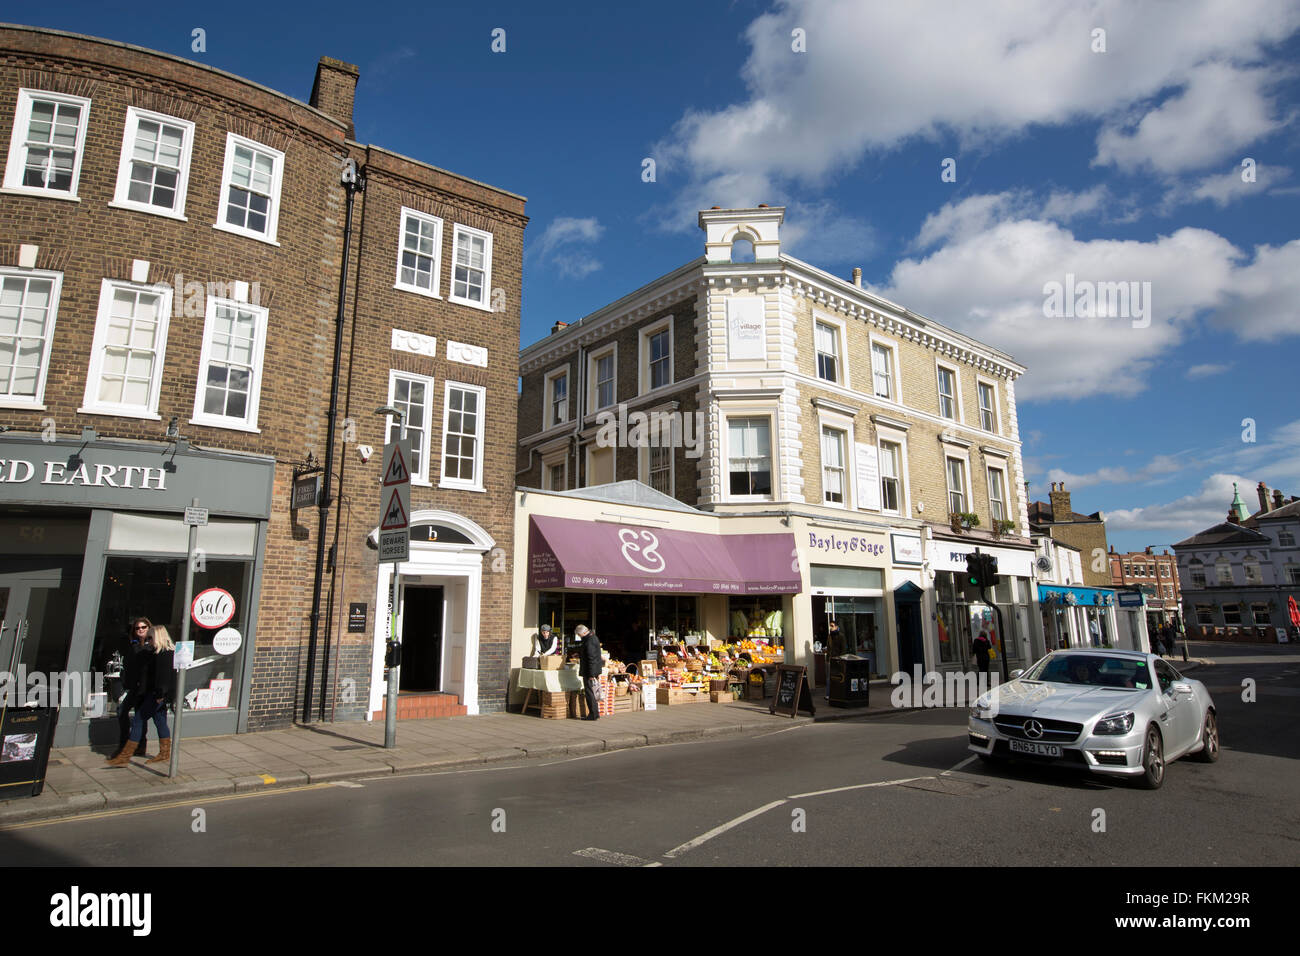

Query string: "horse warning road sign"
[[381, 484, 410, 531], [378, 438, 412, 563]]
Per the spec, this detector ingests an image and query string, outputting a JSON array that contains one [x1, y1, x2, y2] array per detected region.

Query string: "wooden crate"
[[709, 691, 731, 703], [657, 685, 708, 706], [539, 690, 570, 719]]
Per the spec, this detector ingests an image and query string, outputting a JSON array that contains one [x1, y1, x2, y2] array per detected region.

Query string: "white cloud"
[[1105, 473, 1246, 536], [1186, 362, 1233, 378], [1160, 163, 1293, 210], [529, 217, 605, 280], [651, 0, 1300, 223], [1211, 239, 1300, 341], [1045, 454, 1186, 490]]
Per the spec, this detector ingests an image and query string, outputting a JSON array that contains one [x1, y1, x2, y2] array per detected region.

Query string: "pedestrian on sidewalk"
[[106, 625, 176, 766], [971, 627, 992, 679], [576, 624, 602, 721], [115, 617, 152, 757]]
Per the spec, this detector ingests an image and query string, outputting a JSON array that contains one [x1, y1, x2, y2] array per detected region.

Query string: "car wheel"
[[1193, 710, 1219, 763], [1138, 725, 1164, 790]]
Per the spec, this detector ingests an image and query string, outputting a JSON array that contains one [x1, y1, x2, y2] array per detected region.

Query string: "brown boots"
[[146, 738, 171, 764], [105, 745, 134, 766]]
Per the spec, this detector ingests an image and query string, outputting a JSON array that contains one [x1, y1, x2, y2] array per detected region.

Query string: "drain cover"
[[901, 778, 989, 796]]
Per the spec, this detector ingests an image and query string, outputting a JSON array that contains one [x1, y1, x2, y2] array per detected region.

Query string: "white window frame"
[[189, 295, 269, 432], [724, 413, 776, 503], [868, 336, 898, 402], [1278, 529, 1295, 548], [0, 267, 63, 410], [877, 438, 905, 517], [109, 107, 195, 220], [394, 207, 443, 298], [213, 132, 284, 245], [541, 447, 569, 491], [640, 442, 674, 497], [80, 278, 173, 420], [439, 381, 486, 492], [936, 361, 962, 422], [976, 377, 1001, 434], [813, 313, 848, 387], [544, 366, 569, 428], [639, 318, 673, 394], [987, 464, 1010, 525], [1243, 559, 1263, 585], [820, 424, 849, 509], [1214, 558, 1234, 586], [2, 89, 92, 200], [945, 455, 969, 516], [587, 344, 617, 413], [386, 370, 436, 485], [448, 223, 493, 311]]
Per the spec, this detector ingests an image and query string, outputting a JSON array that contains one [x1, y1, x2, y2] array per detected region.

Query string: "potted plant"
[[993, 518, 1015, 537], [959, 512, 981, 531], [949, 511, 964, 533]]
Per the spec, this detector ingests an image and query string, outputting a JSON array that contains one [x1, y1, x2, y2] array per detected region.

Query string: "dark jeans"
[[118, 694, 147, 749], [130, 697, 171, 741], [583, 678, 599, 719]]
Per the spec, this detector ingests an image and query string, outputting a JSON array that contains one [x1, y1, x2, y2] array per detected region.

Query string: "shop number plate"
[[1010, 739, 1061, 757]]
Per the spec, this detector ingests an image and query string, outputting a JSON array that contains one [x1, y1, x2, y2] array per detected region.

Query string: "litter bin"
[[0, 706, 59, 798], [827, 654, 872, 707]]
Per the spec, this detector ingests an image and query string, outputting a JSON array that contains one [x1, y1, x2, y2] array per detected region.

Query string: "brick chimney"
[[551, 321, 568, 335], [1049, 481, 1072, 522], [310, 57, 360, 138], [1257, 481, 1270, 513], [1273, 489, 1285, 510]]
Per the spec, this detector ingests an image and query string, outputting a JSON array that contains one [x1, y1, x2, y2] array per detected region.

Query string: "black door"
[[895, 600, 923, 675], [400, 586, 443, 692]]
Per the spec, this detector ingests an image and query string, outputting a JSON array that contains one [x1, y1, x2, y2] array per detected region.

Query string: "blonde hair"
[[150, 625, 175, 651]]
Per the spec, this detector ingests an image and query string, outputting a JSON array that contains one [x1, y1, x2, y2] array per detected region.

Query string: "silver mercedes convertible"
[[967, 649, 1218, 789]]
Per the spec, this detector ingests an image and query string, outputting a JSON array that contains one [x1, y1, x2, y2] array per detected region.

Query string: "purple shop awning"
[[527, 515, 801, 595]]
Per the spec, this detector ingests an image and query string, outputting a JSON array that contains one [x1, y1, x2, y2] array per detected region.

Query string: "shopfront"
[[1037, 584, 1120, 651], [0, 435, 274, 746], [929, 538, 1038, 673]]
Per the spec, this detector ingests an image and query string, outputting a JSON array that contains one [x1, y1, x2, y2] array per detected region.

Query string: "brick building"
[[0, 25, 525, 746], [1108, 545, 1182, 629], [1027, 482, 1112, 587], [514, 206, 1045, 686]]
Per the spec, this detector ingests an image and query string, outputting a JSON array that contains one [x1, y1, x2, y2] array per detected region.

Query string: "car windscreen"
[[1024, 655, 1151, 689]]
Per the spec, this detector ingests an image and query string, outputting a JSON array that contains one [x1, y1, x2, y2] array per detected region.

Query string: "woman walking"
[[106, 624, 176, 766]]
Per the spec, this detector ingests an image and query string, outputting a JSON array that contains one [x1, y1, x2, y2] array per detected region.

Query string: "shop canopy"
[[1038, 584, 1117, 607], [527, 515, 801, 595]]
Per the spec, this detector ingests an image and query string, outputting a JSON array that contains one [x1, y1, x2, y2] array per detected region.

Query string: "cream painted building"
[[516, 207, 1045, 688]]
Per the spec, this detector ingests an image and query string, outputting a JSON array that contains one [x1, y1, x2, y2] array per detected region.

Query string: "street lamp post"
[[376, 405, 404, 749]]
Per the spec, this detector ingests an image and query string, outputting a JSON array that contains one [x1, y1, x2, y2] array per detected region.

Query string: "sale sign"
[[192, 587, 235, 629]]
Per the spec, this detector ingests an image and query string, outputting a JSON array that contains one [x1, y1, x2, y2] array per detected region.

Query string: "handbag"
[[589, 677, 607, 702]]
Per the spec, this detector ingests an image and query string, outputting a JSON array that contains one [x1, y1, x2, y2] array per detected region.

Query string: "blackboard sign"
[[770, 664, 815, 718], [347, 603, 368, 633]]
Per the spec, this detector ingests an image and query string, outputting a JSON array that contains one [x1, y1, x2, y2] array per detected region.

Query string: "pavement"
[[0, 657, 1212, 826]]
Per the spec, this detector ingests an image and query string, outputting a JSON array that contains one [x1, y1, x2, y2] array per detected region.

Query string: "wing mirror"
[[1171, 681, 1193, 697], [1009, 669, 1024, 680]]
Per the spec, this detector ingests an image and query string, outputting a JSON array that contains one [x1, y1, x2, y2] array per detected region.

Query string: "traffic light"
[[983, 554, 999, 586], [966, 553, 982, 587], [965, 553, 1000, 589]]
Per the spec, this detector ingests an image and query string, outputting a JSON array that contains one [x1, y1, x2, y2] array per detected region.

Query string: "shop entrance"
[[0, 561, 81, 678], [400, 586, 444, 692], [894, 583, 924, 676]]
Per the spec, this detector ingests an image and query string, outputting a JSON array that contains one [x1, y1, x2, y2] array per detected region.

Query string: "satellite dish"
[[1036, 555, 1054, 573]]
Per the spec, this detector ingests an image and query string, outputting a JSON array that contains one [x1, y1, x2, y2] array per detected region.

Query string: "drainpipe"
[[305, 157, 365, 724]]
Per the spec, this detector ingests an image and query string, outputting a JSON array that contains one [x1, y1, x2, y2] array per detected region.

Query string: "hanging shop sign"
[[291, 472, 321, 510], [891, 533, 924, 566], [192, 588, 236, 630]]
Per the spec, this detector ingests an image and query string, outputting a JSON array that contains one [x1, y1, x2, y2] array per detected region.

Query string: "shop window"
[[1222, 604, 1242, 626], [82, 279, 173, 418], [90, 555, 253, 720], [1250, 603, 1270, 625], [112, 107, 194, 218], [387, 371, 434, 483], [728, 596, 784, 644], [440, 382, 485, 491], [815, 594, 883, 677], [216, 133, 284, 244], [0, 269, 62, 407], [395, 207, 443, 296], [652, 595, 699, 647], [1195, 604, 1214, 625], [192, 298, 269, 431], [3, 89, 91, 197], [810, 565, 883, 589], [450, 224, 492, 309], [727, 417, 772, 498]]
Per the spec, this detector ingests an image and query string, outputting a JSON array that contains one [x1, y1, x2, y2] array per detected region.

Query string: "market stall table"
[[517, 665, 586, 717]]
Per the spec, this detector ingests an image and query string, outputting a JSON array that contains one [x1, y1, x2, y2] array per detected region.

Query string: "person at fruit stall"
[[534, 623, 559, 656], [575, 625, 603, 721]]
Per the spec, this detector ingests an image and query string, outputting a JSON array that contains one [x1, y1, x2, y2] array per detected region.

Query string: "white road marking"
[[574, 847, 660, 867], [329, 781, 365, 788], [754, 723, 812, 738], [787, 775, 935, 799], [941, 756, 978, 776], [663, 799, 788, 859]]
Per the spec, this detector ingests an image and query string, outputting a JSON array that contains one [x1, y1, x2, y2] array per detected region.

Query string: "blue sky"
[[17, 0, 1300, 553]]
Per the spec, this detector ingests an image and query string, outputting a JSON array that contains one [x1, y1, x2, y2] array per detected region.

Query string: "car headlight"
[[1094, 712, 1135, 735], [970, 697, 994, 720]]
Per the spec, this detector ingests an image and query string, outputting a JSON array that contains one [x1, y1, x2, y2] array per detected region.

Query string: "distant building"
[[1027, 482, 1111, 587], [1108, 546, 1182, 629], [1173, 482, 1299, 642]]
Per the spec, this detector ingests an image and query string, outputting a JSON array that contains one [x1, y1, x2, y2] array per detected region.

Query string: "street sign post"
[[379, 437, 411, 749]]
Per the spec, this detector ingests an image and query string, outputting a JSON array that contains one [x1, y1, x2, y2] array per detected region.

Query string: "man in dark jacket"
[[576, 625, 602, 720]]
